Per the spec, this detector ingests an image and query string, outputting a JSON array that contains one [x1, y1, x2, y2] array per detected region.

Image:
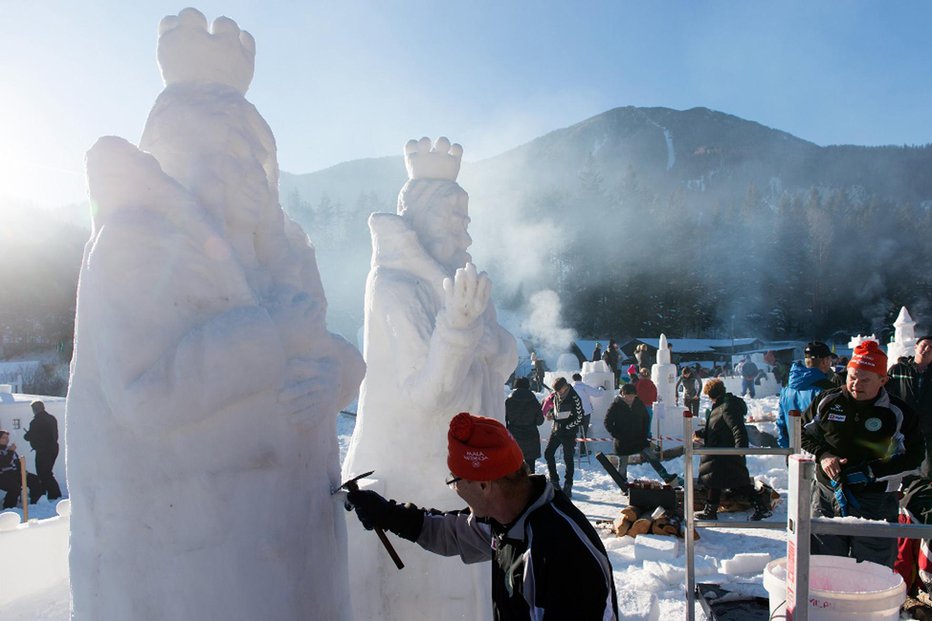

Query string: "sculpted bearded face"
[[409, 184, 473, 273]]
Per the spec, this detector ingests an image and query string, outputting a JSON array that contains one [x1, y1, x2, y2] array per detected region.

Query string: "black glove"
[[345, 489, 424, 542]]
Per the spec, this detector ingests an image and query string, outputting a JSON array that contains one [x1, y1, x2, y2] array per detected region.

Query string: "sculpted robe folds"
[[343, 143, 517, 620], [67, 10, 363, 620]]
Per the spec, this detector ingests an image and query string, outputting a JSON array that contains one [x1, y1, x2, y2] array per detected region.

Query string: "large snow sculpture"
[[342, 137, 517, 620], [67, 9, 364, 620]]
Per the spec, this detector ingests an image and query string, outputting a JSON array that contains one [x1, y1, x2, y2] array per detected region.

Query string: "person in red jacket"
[[635, 368, 658, 438]]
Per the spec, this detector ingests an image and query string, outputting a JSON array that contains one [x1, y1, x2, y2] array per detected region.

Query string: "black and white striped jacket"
[[416, 476, 618, 620]]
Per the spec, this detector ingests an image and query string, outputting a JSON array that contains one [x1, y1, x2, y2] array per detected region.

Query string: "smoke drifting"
[[521, 290, 577, 359]]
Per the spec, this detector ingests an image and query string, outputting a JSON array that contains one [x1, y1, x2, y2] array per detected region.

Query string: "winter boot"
[[562, 481, 573, 499], [694, 504, 718, 520], [750, 490, 773, 521]]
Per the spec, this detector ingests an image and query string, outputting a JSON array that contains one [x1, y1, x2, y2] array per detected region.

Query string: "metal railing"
[[784, 454, 932, 620], [683, 407, 802, 621]]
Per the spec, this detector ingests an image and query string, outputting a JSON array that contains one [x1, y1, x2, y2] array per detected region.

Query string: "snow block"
[[615, 589, 660, 621], [634, 534, 679, 563], [720, 552, 771, 576], [643, 560, 682, 585]]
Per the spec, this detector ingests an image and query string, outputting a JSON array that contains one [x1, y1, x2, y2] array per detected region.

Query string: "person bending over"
[[345, 412, 618, 620]]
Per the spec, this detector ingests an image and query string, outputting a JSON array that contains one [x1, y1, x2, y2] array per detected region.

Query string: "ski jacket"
[[801, 387, 922, 492], [635, 378, 658, 407], [601, 348, 619, 373], [551, 387, 584, 435], [697, 393, 751, 490], [675, 375, 703, 402], [775, 362, 836, 448], [0, 447, 21, 474], [604, 396, 650, 455], [895, 478, 932, 593], [505, 388, 544, 462], [24, 411, 59, 452], [887, 358, 932, 433], [572, 380, 604, 415], [415, 476, 618, 620]]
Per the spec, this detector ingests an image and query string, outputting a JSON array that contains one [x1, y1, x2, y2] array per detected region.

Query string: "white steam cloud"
[[521, 289, 576, 359]]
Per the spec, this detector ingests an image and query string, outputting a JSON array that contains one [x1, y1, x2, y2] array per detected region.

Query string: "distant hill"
[[6, 106, 931, 356], [281, 106, 932, 342]]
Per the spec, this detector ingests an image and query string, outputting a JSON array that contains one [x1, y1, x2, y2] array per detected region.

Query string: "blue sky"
[[1, 1, 931, 209]]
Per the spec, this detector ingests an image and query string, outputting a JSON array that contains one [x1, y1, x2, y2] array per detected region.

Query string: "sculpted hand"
[[278, 356, 341, 417], [441, 262, 490, 330]]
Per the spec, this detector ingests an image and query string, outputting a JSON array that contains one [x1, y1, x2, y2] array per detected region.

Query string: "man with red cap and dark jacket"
[[801, 340, 923, 568], [345, 412, 618, 620]]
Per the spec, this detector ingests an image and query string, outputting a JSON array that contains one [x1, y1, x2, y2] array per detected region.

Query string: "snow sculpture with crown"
[[342, 137, 517, 620], [68, 9, 363, 620]]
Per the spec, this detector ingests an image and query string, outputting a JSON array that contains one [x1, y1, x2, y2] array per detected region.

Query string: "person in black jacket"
[[0, 430, 45, 509], [802, 341, 923, 567], [602, 339, 620, 387], [344, 412, 618, 620], [604, 384, 681, 489], [886, 335, 932, 478], [505, 377, 544, 471], [24, 400, 62, 500], [693, 379, 771, 521], [543, 377, 584, 498]]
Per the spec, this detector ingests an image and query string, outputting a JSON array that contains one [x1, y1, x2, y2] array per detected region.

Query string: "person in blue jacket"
[[776, 341, 841, 448]]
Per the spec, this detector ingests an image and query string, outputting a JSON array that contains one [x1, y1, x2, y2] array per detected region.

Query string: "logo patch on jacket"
[[827, 413, 846, 422], [864, 417, 882, 432]]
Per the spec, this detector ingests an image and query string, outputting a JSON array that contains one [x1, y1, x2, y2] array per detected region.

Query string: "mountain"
[[281, 106, 932, 343]]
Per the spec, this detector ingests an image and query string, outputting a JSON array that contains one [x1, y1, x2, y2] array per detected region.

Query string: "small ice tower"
[[651, 334, 680, 437], [848, 334, 880, 351], [887, 306, 917, 369]]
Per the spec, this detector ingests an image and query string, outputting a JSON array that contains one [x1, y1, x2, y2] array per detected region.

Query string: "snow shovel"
[[334, 470, 404, 570]]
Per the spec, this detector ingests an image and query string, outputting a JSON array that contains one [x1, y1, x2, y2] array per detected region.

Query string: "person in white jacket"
[[572, 373, 605, 455]]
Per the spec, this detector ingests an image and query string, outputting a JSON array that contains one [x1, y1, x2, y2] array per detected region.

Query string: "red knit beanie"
[[847, 340, 888, 377], [447, 412, 524, 481]]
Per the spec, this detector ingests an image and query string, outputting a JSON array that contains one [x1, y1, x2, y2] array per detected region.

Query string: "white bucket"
[[763, 555, 905, 621]]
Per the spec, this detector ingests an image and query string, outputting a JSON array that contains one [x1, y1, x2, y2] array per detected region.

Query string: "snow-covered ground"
[[6, 394, 787, 620]]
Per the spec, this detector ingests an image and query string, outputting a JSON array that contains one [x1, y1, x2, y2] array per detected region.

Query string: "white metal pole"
[[790, 408, 802, 455], [786, 454, 813, 621], [683, 408, 695, 621]]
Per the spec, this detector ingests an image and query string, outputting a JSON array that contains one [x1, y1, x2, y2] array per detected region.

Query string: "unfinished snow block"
[[615, 589, 660, 621], [634, 534, 680, 563], [720, 552, 771, 576]]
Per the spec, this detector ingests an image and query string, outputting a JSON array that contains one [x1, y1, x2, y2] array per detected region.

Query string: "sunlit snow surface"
[[8, 395, 787, 620]]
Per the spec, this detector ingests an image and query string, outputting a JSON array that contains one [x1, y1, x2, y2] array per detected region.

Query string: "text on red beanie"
[[447, 412, 525, 481], [847, 340, 888, 377]]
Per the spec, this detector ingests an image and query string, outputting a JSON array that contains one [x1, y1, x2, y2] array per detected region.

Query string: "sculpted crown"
[[404, 137, 463, 181], [156, 8, 256, 95]]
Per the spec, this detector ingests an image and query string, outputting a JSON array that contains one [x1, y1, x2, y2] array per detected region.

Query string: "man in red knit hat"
[[801, 340, 922, 567], [345, 412, 618, 620]]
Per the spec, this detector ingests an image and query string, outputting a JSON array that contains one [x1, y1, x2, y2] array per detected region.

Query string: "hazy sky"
[[2, 1, 931, 209]]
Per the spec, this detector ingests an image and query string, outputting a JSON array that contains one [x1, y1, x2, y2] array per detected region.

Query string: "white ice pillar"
[[651, 334, 679, 438], [887, 306, 917, 369]]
